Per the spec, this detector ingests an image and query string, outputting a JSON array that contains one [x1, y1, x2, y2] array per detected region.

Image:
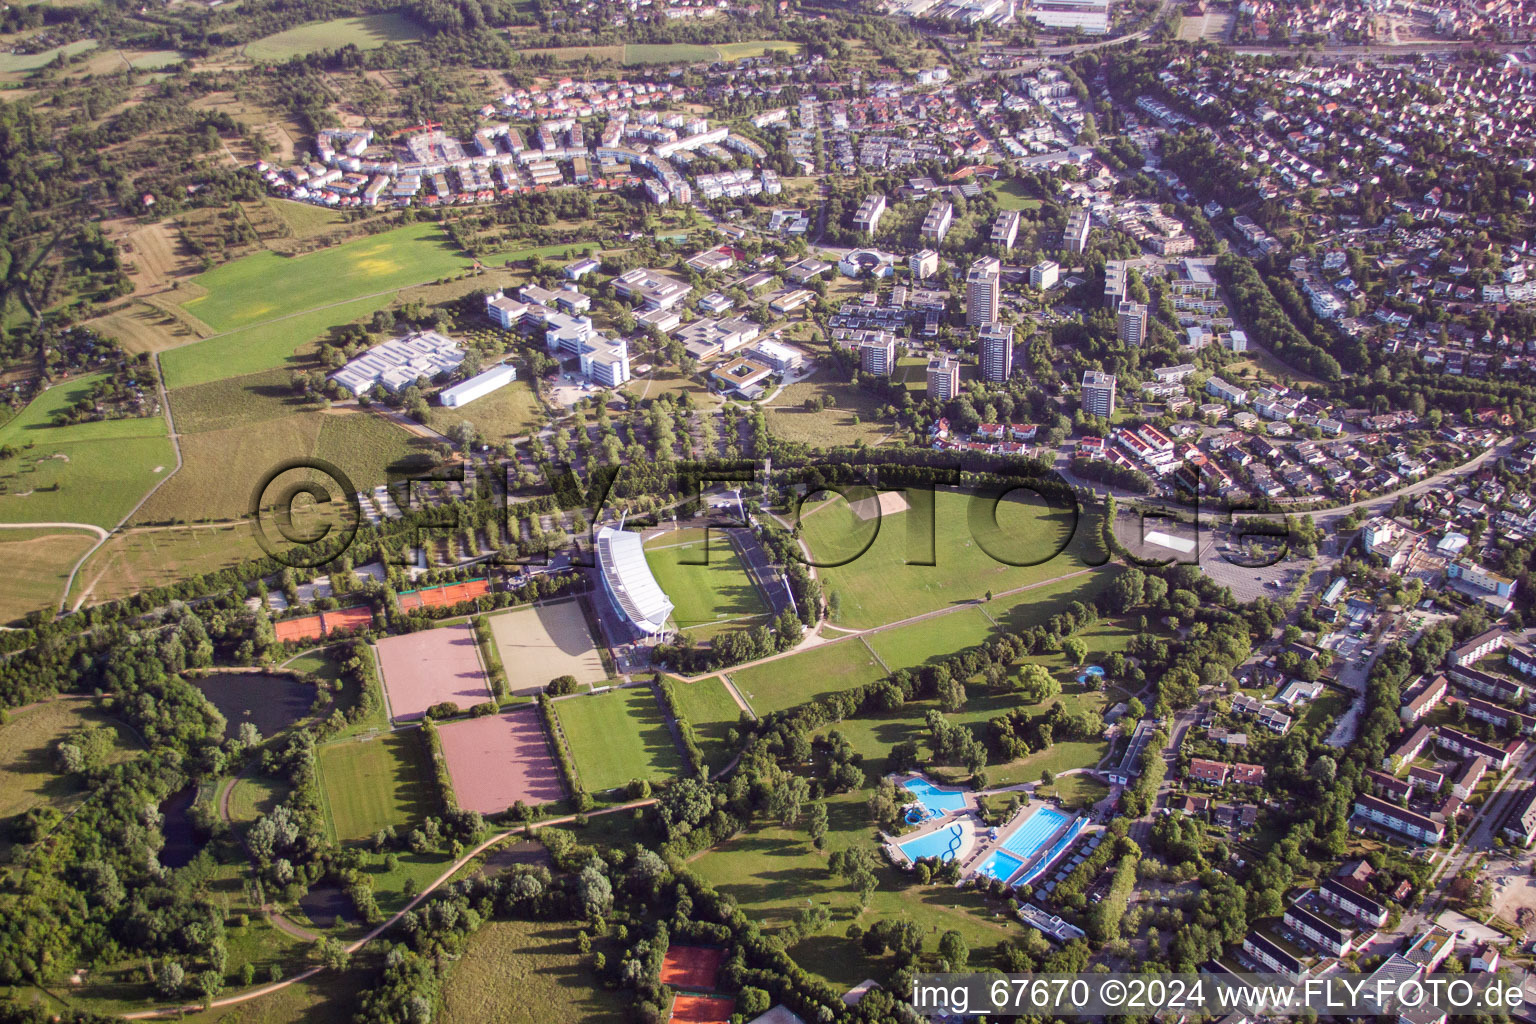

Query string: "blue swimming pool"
[[976, 849, 1025, 882], [1002, 807, 1071, 859], [904, 778, 968, 817], [899, 823, 964, 862]]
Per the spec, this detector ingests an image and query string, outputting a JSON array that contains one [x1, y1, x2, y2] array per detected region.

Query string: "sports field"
[[317, 731, 435, 841], [865, 605, 999, 672], [486, 601, 606, 695], [160, 294, 394, 390], [668, 677, 742, 772], [799, 487, 1085, 629], [440, 918, 626, 1024], [643, 529, 769, 636], [726, 639, 885, 715], [437, 707, 564, 813], [0, 528, 98, 624], [669, 995, 734, 1024], [245, 13, 423, 60], [0, 373, 174, 529], [376, 624, 491, 721], [176, 222, 471, 334], [553, 686, 685, 793], [660, 945, 723, 991]]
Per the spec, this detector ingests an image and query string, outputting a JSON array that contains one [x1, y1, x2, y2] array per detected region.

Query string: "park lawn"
[[0, 528, 98, 624], [976, 740, 1109, 788], [986, 568, 1120, 633], [1034, 773, 1110, 810], [991, 179, 1043, 211], [0, 39, 94, 73], [440, 917, 626, 1024], [763, 376, 890, 447], [244, 13, 423, 60], [668, 676, 744, 773], [226, 775, 290, 826], [622, 43, 718, 64], [177, 222, 471, 333], [726, 639, 886, 716], [316, 731, 436, 842], [133, 407, 433, 524], [0, 373, 174, 527], [644, 528, 770, 633], [68, 524, 273, 609], [690, 788, 1021, 989], [0, 698, 142, 860], [800, 487, 1088, 630], [554, 686, 686, 793], [1299, 690, 1349, 734], [865, 605, 998, 673], [424, 377, 543, 442], [161, 293, 395, 389]]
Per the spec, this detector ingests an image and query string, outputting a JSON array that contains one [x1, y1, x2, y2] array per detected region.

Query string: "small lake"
[[158, 786, 203, 869], [195, 672, 316, 738], [300, 884, 357, 928]]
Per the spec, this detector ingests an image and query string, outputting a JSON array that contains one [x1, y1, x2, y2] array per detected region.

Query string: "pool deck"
[[957, 803, 1078, 887]]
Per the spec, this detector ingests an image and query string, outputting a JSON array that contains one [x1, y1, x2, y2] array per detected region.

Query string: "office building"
[[1117, 300, 1148, 346], [927, 356, 959, 401], [979, 324, 1014, 383], [966, 256, 1002, 327], [1081, 370, 1117, 417]]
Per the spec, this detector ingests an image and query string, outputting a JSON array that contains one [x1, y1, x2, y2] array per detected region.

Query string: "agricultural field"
[[668, 677, 744, 772], [67, 523, 273, 609], [799, 487, 1090, 630], [643, 528, 769, 638], [134, 404, 433, 525], [726, 639, 886, 716], [0, 39, 95, 74], [0, 527, 98, 624], [316, 731, 436, 842], [176, 222, 471, 334], [425, 378, 543, 443], [440, 917, 625, 1024], [553, 686, 685, 793], [865, 606, 999, 673], [690, 787, 1021, 989], [485, 601, 607, 696], [244, 13, 424, 61], [0, 373, 174, 529], [0, 698, 141, 860], [160, 294, 394, 390]]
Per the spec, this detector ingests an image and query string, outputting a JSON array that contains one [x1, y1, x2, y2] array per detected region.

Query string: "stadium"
[[595, 524, 675, 639]]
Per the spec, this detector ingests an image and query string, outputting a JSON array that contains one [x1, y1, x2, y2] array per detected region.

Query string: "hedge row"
[[418, 719, 459, 814], [537, 692, 585, 802], [657, 679, 707, 779]]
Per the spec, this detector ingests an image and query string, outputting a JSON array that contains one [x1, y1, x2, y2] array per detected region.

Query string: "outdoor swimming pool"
[[899, 822, 965, 863], [1077, 664, 1106, 685], [903, 777, 968, 817], [976, 849, 1025, 882], [1001, 807, 1071, 859]]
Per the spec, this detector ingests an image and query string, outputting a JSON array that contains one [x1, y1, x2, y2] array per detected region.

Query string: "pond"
[[158, 786, 203, 869], [195, 672, 317, 739], [300, 883, 357, 929]]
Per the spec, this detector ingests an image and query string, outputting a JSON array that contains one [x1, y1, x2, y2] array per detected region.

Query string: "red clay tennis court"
[[668, 994, 735, 1024], [274, 615, 323, 643], [436, 707, 564, 813], [660, 945, 725, 992], [375, 623, 490, 721], [398, 579, 491, 611], [323, 605, 373, 633]]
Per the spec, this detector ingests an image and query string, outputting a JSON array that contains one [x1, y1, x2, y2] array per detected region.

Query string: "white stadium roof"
[[595, 525, 673, 635]]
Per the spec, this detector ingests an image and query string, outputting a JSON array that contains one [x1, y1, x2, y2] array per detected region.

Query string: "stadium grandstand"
[[595, 525, 674, 638]]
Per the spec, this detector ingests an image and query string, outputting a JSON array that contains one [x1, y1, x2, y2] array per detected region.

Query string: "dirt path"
[[0, 521, 108, 540], [718, 675, 756, 719]]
